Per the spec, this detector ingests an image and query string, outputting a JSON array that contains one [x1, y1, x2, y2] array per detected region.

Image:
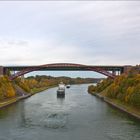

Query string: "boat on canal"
[[57, 82, 65, 97]]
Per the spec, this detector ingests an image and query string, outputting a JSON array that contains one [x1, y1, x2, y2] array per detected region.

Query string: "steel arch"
[[9, 63, 116, 80]]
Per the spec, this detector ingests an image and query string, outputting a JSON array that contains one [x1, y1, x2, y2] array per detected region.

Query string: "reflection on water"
[[57, 96, 65, 105], [0, 84, 140, 140], [57, 94, 65, 100]]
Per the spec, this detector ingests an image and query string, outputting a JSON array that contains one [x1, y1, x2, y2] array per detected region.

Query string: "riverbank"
[[0, 83, 92, 109], [0, 94, 31, 109], [0, 85, 57, 109], [92, 93, 140, 120], [30, 85, 57, 94]]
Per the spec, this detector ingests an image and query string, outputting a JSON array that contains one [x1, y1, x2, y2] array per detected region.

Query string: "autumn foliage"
[[0, 76, 16, 100], [88, 66, 140, 108], [0, 74, 97, 101], [17, 75, 96, 93]]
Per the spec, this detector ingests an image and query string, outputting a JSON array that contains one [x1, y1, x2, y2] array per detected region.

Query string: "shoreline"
[[0, 85, 56, 109], [0, 83, 91, 110], [0, 94, 31, 109], [92, 93, 140, 120]]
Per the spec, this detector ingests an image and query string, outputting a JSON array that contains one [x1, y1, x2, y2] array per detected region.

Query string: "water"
[[0, 84, 140, 140]]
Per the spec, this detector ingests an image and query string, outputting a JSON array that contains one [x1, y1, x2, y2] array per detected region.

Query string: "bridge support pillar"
[[116, 70, 121, 75], [118, 70, 121, 75], [0, 66, 4, 76], [123, 66, 132, 74]]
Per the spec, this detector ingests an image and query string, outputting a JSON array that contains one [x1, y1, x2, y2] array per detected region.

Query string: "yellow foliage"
[[0, 76, 16, 99], [125, 87, 134, 103], [5, 86, 16, 97]]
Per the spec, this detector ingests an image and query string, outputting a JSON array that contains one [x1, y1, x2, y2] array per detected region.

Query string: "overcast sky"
[[0, 1, 140, 77]]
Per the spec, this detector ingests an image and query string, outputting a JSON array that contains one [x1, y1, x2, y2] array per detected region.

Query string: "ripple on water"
[[43, 112, 68, 129], [22, 111, 69, 130]]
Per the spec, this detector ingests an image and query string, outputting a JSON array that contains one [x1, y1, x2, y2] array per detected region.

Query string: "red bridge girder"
[[9, 63, 116, 80]]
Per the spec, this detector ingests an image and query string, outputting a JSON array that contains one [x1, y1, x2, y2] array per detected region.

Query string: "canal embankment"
[[92, 92, 140, 120], [0, 94, 31, 109], [88, 71, 140, 121], [0, 84, 31, 109], [0, 84, 57, 109], [0, 82, 93, 109]]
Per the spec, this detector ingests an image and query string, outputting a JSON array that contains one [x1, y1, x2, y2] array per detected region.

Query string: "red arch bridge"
[[0, 63, 132, 80]]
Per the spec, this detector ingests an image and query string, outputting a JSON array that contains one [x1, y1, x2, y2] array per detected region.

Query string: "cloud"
[[0, 1, 140, 66], [0, 39, 28, 48]]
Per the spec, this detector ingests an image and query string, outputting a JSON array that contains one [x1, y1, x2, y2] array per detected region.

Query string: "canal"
[[0, 84, 140, 140]]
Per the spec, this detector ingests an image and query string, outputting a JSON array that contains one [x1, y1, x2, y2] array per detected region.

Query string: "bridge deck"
[[4, 65, 125, 71]]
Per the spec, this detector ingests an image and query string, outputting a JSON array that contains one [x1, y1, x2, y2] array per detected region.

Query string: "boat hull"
[[57, 90, 65, 98], [57, 93, 65, 98]]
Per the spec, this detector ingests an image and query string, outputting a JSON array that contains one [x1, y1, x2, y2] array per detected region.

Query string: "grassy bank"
[[0, 76, 57, 109], [30, 85, 57, 94], [0, 97, 18, 108], [88, 88, 140, 119], [108, 98, 140, 116], [0, 94, 31, 109], [0, 84, 57, 109], [94, 92, 140, 120], [101, 87, 140, 116]]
